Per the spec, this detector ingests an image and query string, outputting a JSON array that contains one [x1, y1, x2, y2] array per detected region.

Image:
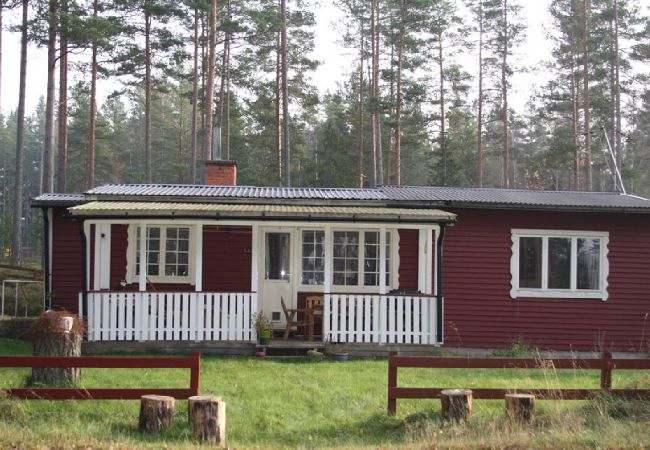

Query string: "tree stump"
[[505, 393, 536, 424], [440, 389, 473, 421], [32, 313, 82, 385], [188, 395, 226, 446], [139, 395, 175, 433]]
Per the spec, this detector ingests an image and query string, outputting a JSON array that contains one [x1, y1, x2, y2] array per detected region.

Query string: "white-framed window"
[[127, 224, 195, 284], [510, 229, 609, 300], [332, 230, 392, 288]]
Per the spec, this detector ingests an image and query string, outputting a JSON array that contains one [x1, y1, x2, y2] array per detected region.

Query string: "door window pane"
[[519, 237, 542, 288], [265, 233, 290, 280]]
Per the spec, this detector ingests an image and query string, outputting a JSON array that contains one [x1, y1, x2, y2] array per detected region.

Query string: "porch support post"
[[323, 225, 331, 294], [418, 228, 433, 294], [250, 225, 259, 293], [194, 224, 203, 292], [435, 225, 446, 344], [138, 223, 147, 292], [84, 221, 91, 291], [93, 223, 111, 290], [379, 226, 387, 295]]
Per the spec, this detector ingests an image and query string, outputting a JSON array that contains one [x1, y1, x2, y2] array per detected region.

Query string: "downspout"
[[79, 219, 88, 323], [436, 224, 446, 344], [42, 208, 50, 310]]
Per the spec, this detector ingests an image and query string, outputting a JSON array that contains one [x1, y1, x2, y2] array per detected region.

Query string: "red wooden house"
[[32, 161, 650, 351]]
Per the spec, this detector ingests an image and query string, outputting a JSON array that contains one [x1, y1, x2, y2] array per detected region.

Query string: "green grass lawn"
[[1, 338, 649, 449]]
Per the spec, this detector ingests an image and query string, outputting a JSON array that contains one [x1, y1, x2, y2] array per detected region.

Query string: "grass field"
[[1, 338, 649, 448]]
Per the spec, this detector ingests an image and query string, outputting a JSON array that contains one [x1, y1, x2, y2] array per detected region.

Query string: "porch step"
[[256, 339, 325, 356]]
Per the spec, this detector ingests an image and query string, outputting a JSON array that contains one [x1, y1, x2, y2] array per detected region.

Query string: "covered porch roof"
[[68, 201, 456, 223]]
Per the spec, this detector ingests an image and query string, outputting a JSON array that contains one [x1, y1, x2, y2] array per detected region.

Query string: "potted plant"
[[325, 342, 349, 361], [253, 311, 272, 345]]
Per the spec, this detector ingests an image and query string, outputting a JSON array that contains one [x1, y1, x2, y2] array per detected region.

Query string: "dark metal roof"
[[382, 186, 650, 210], [31, 183, 650, 212], [31, 193, 85, 207], [86, 184, 387, 201]]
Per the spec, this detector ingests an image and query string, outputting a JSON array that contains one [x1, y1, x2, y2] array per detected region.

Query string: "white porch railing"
[[80, 292, 257, 342], [323, 294, 439, 345]]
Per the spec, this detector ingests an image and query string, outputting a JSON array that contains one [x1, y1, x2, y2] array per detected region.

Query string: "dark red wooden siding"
[[202, 226, 252, 291], [442, 208, 650, 351], [51, 208, 83, 312], [398, 229, 419, 290]]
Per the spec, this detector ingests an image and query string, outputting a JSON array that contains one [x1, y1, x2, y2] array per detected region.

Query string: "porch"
[[80, 291, 441, 345]]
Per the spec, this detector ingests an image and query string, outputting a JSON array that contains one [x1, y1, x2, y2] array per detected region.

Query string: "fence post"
[[191, 352, 201, 396], [601, 351, 612, 391], [387, 352, 398, 415]]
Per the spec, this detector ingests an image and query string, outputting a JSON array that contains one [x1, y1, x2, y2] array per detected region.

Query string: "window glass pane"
[[519, 237, 542, 288], [265, 233, 290, 280], [301, 230, 324, 285], [577, 238, 600, 290], [548, 237, 571, 289], [333, 231, 359, 286]]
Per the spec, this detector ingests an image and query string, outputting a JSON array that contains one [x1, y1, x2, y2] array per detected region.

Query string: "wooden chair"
[[280, 297, 312, 340]]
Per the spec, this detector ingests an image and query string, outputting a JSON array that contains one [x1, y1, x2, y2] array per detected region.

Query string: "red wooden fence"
[[388, 352, 650, 414], [0, 352, 200, 400]]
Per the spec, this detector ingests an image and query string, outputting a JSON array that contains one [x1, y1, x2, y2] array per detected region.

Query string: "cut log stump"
[[32, 330, 82, 385], [505, 393, 536, 424], [188, 395, 226, 447], [440, 389, 472, 421], [139, 395, 175, 433]]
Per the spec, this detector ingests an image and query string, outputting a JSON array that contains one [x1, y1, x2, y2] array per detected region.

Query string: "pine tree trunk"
[[57, 0, 69, 193], [42, 0, 57, 194], [144, 6, 152, 183], [87, 0, 98, 190], [369, 0, 377, 188], [613, 0, 622, 178], [477, 2, 484, 188], [12, 0, 28, 266], [275, 38, 282, 181], [373, 0, 383, 187], [203, 0, 217, 182], [280, 0, 291, 187], [582, 0, 592, 191], [571, 49, 580, 190], [395, 1, 404, 186], [438, 29, 446, 185], [357, 17, 364, 188], [501, 0, 510, 189], [190, 7, 199, 184], [0, 7, 2, 113], [216, 0, 231, 162]]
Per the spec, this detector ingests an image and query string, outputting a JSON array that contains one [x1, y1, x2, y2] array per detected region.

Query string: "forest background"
[[0, 0, 649, 263]]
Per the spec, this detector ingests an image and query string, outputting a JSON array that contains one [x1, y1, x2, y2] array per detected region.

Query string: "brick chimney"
[[205, 160, 237, 185]]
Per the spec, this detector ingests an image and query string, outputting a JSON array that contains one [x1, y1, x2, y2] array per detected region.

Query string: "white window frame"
[[510, 229, 609, 300], [324, 228, 398, 292], [126, 224, 196, 285]]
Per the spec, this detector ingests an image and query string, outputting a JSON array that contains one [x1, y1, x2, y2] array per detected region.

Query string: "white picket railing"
[[80, 292, 257, 342], [323, 294, 439, 345]]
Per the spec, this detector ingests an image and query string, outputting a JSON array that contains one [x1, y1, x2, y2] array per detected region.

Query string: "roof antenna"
[[600, 125, 626, 194]]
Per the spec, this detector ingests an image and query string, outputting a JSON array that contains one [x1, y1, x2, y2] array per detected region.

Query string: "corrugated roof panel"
[[68, 201, 456, 221], [86, 184, 388, 200], [382, 186, 650, 210]]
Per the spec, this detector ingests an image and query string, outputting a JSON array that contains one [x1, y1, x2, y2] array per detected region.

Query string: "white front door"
[[259, 228, 295, 328]]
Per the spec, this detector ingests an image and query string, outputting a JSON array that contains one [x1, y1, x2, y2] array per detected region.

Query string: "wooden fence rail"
[[0, 352, 201, 400], [387, 352, 650, 414]]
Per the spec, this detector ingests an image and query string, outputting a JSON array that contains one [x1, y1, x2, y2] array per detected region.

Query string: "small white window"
[[128, 225, 194, 284], [510, 229, 609, 300]]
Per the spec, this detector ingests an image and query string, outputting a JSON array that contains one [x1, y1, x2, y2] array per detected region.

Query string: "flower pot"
[[331, 352, 349, 361], [259, 329, 272, 345]]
